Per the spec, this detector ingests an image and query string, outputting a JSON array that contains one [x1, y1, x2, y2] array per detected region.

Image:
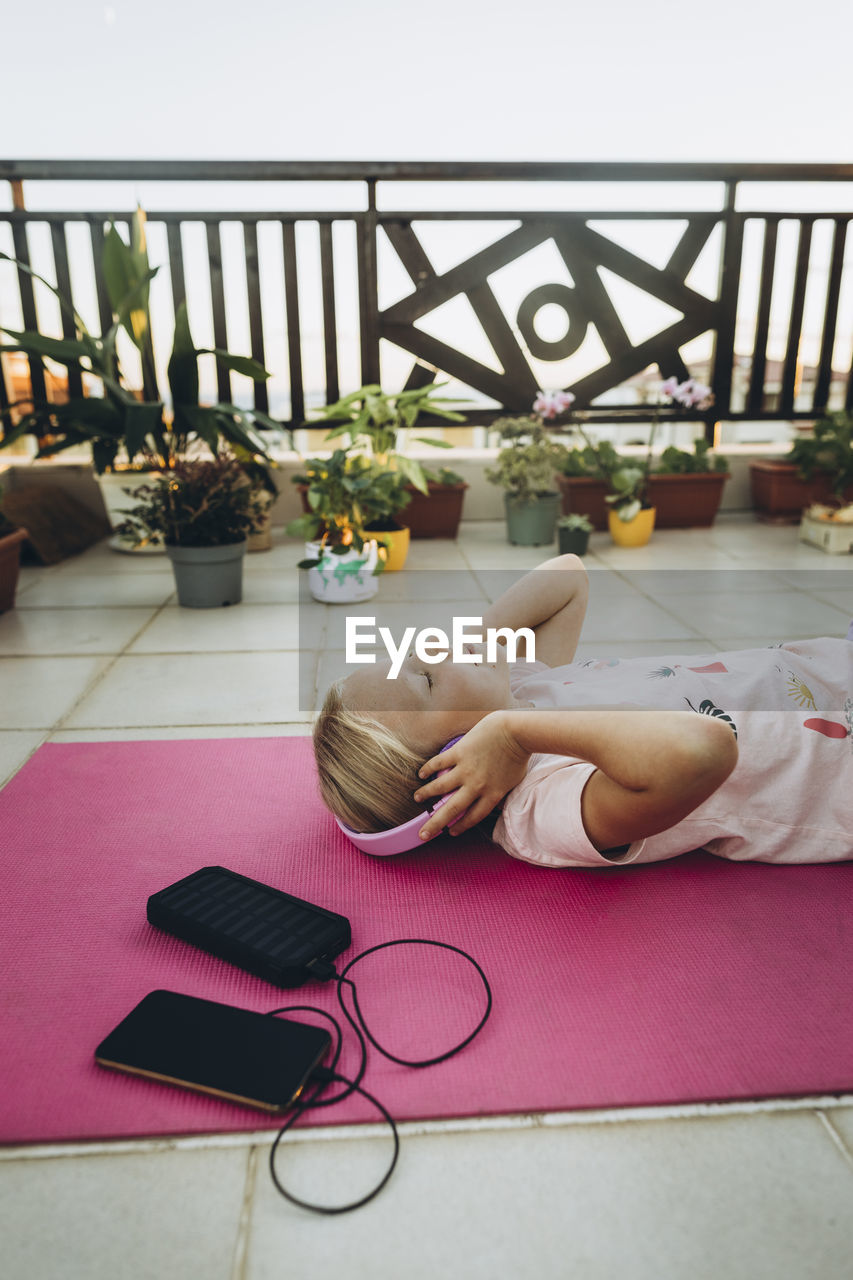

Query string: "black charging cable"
[[264, 938, 492, 1215]]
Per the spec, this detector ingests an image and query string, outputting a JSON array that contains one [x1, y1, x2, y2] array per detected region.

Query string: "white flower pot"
[[307, 542, 380, 603]]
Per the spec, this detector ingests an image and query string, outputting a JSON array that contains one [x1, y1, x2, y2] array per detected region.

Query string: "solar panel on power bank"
[[146, 866, 351, 987]]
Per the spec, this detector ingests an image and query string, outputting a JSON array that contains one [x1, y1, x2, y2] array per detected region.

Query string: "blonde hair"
[[313, 680, 425, 833]]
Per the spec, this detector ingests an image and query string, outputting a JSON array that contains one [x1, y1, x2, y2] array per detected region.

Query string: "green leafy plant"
[[558, 439, 623, 478], [115, 451, 267, 549], [421, 465, 466, 487], [654, 438, 729, 475], [0, 207, 281, 473], [485, 417, 569, 506], [785, 411, 853, 498], [556, 513, 594, 532], [309, 382, 466, 494], [560, 376, 718, 521], [285, 449, 384, 560]]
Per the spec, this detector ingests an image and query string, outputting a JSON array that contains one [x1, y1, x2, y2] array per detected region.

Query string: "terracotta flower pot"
[[402, 481, 468, 539], [556, 475, 609, 530], [646, 472, 730, 528], [749, 461, 853, 524]]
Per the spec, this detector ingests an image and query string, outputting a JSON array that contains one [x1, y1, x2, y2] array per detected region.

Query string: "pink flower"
[[533, 389, 576, 420], [675, 379, 713, 409], [660, 377, 714, 409]]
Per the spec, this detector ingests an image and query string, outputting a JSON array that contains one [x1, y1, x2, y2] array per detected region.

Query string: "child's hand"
[[412, 710, 530, 841]]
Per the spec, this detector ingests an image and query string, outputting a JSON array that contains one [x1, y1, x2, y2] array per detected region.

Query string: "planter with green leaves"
[[0, 207, 280, 551], [750, 411, 853, 523], [486, 416, 568, 546], [307, 381, 467, 493], [115, 452, 266, 607], [286, 450, 384, 602], [647, 438, 730, 527], [557, 513, 593, 556], [556, 441, 621, 530], [402, 467, 469, 539]]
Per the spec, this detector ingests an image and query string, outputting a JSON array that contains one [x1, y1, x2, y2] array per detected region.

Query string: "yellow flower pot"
[[374, 525, 410, 572], [608, 507, 656, 547]]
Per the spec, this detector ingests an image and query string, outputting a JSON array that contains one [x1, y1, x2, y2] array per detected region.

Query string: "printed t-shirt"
[[492, 638, 853, 869]]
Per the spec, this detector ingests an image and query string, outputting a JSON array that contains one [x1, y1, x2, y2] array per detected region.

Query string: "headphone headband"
[[335, 735, 466, 856]]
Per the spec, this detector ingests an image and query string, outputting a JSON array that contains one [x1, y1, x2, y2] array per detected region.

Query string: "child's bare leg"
[[481, 553, 589, 667]]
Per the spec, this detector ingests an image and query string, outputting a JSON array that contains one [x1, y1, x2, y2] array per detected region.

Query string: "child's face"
[[342, 644, 517, 756]]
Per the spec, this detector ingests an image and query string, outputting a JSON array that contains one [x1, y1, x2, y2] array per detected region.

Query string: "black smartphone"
[[95, 990, 332, 1113], [146, 866, 352, 988]]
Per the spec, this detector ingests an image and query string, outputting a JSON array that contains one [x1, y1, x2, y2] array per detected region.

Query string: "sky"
[[5, 0, 852, 164], [2, 0, 852, 429]]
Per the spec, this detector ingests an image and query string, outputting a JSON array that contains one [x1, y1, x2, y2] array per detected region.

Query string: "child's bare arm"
[[480, 554, 589, 667], [414, 706, 738, 849]]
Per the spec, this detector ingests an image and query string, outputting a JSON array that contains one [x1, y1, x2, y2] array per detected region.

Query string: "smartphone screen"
[[95, 990, 332, 1112]]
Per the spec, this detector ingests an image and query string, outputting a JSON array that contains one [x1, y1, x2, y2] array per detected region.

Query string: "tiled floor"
[[2, 513, 852, 1280]]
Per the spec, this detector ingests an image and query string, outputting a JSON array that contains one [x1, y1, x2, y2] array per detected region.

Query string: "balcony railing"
[[2, 160, 853, 445]]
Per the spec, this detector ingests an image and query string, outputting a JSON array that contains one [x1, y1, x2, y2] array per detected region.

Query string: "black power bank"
[[146, 866, 351, 987]]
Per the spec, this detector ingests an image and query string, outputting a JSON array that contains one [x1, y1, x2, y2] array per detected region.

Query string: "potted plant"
[[0, 208, 280, 550], [115, 450, 267, 607], [360, 465, 413, 572], [556, 439, 621, 530], [556, 513, 593, 556], [564, 377, 717, 546], [307, 380, 467, 493], [486, 414, 568, 546], [402, 466, 469, 539], [798, 501, 853, 554], [0, 486, 28, 613], [285, 450, 384, 603], [750, 411, 853, 524], [229, 447, 280, 553], [648, 437, 730, 528]]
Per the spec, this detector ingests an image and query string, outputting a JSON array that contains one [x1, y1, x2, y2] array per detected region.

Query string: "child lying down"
[[314, 556, 853, 868]]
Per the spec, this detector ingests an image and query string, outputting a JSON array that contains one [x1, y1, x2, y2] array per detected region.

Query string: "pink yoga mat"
[[1, 737, 851, 1146]]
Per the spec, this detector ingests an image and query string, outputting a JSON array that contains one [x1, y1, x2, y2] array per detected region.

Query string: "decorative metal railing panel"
[[1, 162, 852, 442]]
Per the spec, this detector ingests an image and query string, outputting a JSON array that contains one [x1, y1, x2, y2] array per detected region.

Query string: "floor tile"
[[128, 605, 302, 653], [18, 572, 177, 609], [241, 572, 303, 604], [572, 639, 719, 662], [580, 595, 702, 643], [821, 1106, 853, 1161], [321, 600, 488, 650], [44, 542, 174, 575], [0, 1144, 248, 1280], [646, 590, 849, 639], [0, 656, 112, 729], [246, 1110, 853, 1280], [365, 568, 489, 603], [62, 652, 311, 727], [402, 540, 470, 569], [0, 607, 157, 656], [0, 730, 47, 786], [614, 568, 794, 596]]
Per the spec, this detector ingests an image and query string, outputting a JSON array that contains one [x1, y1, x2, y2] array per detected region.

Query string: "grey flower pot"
[[166, 541, 247, 608], [504, 492, 560, 546]]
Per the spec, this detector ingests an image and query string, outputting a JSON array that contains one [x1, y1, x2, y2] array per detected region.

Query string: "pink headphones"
[[334, 736, 466, 856]]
